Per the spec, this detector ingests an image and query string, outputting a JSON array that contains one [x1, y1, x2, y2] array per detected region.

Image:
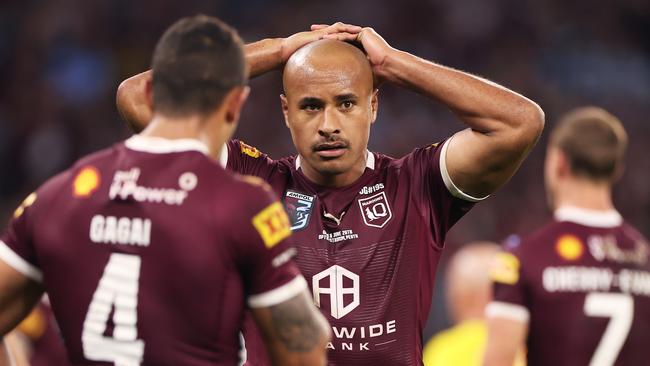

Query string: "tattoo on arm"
[[269, 294, 323, 352]]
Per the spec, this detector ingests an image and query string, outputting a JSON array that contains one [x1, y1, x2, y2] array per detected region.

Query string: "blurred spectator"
[[422, 242, 525, 366]]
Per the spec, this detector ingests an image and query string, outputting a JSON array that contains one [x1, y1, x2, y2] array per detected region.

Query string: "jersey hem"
[[248, 276, 307, 308], [0, 240, 43, 282]]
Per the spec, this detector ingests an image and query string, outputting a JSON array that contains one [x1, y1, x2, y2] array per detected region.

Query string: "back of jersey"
[[1, 136, 302, 366], [490, 208, 650, 366]]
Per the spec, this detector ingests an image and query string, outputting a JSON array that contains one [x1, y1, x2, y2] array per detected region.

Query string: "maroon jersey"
[[0, 135, 305, 366], [226, 139, 478, 365], [488, 206, 650, 366]]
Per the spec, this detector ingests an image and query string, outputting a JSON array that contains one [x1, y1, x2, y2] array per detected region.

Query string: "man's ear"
[[280, 94, 290, 128], [370, 88, 379, 124], [145, 78, 154, 110], [555, 148, 571, 178], [225, 86, 251, 124]]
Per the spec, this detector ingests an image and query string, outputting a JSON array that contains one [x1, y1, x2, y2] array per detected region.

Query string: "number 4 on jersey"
[[82, 253, 145, 366]]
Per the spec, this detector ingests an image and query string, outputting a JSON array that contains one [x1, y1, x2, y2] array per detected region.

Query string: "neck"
[[300, 152, 367, 188], [140, 113, 225, 161], [553, 177, 614, 211]]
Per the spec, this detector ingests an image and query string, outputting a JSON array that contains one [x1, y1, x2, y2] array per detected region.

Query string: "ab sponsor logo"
[[312, 265, 397, 352]]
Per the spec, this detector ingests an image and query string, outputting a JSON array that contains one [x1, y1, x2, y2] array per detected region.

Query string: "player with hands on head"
[[117, 22, 544, 365]]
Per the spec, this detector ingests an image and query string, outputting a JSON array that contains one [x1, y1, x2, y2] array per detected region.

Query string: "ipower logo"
[[312, 265, 398, 352]]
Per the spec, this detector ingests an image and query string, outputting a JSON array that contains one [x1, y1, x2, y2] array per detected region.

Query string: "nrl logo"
[[357, 191, 392, 228], [284, 190, 315, 232]]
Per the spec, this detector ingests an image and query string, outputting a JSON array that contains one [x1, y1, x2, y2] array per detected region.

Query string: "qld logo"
[[284, 190, 315, 232], [357, 192, 392, 228]]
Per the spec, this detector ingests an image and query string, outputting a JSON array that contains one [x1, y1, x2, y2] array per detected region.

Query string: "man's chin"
[[310, 157, 350, 176]]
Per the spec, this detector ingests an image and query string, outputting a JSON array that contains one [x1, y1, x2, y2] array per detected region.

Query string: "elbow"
[[520, 100, 545, 146], [506, 99, 545, 154]]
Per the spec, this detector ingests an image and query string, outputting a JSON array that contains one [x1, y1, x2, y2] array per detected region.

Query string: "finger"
[[311, 24, 329, 31], [322, 32, 359, 41]]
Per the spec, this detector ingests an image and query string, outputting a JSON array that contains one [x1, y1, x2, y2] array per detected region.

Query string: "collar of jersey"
[[295, 150, 375, 170], [554, 205, 622, 228], [125, 135, 228, 168]]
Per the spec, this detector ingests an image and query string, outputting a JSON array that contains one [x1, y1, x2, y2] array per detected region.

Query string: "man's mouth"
[[313, 142, 348, 159]]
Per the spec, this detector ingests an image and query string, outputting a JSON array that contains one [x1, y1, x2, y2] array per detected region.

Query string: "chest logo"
[[312, 265, 360, 319], [284, 190, 315, 232], [357, 191, 392, 228]]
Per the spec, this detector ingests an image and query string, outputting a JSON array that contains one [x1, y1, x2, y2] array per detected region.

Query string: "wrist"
[[374, 47, 402, 82]]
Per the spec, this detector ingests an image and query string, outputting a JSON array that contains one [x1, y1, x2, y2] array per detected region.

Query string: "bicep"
[[250, 289, 329, 366], [483, 316, 528, 366], [445, 126, 533, 198], [0, 260, 43, 337]]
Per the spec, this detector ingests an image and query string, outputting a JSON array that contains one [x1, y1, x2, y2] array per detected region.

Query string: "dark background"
[[1, 0, 648, 340]]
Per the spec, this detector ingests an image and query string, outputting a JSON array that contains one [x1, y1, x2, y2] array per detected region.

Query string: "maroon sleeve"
[[225, 140, 278, 181], [486, 248, 531, 323], [400, 139, 481, 245], [0, 192, 42, 282], [228, 180, 305, 308]]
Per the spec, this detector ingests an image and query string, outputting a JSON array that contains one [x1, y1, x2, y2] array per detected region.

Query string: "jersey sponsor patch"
[[73, 166, 101, 198], [491, 252, 520, 285], [239, 141, 262, 158], [13, 192, 37, 219], [252, 202, 291, 248], [556, 234, 584, 261], [358, 191, 392, 228], [284, 190, 315, 232]]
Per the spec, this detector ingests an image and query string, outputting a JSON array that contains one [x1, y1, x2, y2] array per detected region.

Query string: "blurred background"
[[1, 0, 649, 341]]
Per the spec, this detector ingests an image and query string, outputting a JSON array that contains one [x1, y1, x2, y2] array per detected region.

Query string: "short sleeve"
[[225, 139, 278, 181], [229, 182, 306, 308], [400, 137, 486, 246], [0, 192, 43, 282], [486, 250, 531, 323]]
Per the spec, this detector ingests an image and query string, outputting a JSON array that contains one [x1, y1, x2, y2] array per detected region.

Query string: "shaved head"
[[283, 40, 374, 95]]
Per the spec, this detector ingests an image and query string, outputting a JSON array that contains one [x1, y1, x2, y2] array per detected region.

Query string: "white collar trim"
[[554, 206, 622, 228], [295, 150, 375, 170], [125, 135, 228, 169], [126, 135, 209, 155]]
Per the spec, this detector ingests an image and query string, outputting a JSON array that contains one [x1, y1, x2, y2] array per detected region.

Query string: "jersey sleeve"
[[0, 192, 43, 282], [224, 139, 279, 181], [400, 136, 487, 246], [228, 180, 306, 308], [486, 249, 531, 323]]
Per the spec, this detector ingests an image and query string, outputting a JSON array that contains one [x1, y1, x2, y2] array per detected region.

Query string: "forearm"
[[0, 339, 11, 366], [245, 38, 284, 78], [381, 50, 542, 134]]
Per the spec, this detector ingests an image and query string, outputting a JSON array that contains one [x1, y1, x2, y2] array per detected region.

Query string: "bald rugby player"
[[117, 23, 544, 365]]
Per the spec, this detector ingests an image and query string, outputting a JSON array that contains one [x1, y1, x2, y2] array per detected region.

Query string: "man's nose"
[[318, 107, 342, 136]]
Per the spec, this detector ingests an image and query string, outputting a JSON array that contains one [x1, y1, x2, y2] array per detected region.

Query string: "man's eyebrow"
[[298, 97, 324, 105], [334, 94, 358, 102]]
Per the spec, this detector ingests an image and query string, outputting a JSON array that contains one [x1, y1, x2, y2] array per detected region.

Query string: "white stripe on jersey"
[[0, 240, 43, 282], [248, 275, 308, 308]]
